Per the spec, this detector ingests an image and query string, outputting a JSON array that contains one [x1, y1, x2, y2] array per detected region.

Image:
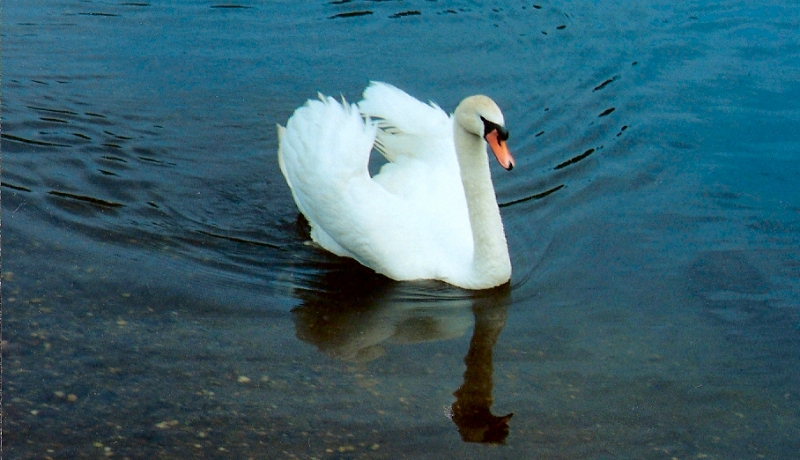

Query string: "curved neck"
[[454, 124, 512, 289]]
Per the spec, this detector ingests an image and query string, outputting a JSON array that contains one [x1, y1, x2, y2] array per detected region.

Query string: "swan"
[[277, 82, 515, 290]]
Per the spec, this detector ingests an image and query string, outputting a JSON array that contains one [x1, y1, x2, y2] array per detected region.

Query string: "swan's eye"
[[496, 126, 509, 142], [480, 116, 510, 143]]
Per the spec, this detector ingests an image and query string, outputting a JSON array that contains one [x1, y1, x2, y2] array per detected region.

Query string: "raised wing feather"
[[358, 82, 453, 163]]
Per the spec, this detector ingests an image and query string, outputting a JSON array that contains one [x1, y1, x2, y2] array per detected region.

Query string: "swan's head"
[[454, 95, 515, 171]]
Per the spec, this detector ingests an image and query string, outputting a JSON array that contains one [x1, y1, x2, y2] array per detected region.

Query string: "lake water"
[[3, 0, 800, 458]]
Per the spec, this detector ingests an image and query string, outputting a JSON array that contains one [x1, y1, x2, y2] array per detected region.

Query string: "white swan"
[[277, 82, 515, 290]]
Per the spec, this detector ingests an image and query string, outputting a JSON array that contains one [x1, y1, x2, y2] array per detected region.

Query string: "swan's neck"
[[454, 124, 512, 289]]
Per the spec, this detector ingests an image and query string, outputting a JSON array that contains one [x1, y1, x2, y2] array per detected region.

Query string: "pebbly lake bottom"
[[4, 164, 799, 459]]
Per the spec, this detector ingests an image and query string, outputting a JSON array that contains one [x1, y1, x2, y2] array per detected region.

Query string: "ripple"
[[48, 190, 125, 208]]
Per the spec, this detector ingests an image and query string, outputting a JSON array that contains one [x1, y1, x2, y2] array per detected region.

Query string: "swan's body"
[[278, 82, 514, 290]]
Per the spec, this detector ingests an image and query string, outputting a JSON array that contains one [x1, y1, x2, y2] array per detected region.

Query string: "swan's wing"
[[357, 82, 472, 268], [357, 81, 452, 163], [279, 95, 374, 188], [278, 94, 465, 278], [278, 91, 472, 280], [278, 95, 376, 258]]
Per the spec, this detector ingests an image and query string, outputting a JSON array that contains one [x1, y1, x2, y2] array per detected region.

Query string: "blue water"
[[3, 0, 799, 458]]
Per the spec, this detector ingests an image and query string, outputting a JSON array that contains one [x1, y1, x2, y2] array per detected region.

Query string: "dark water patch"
[[104, 130, 133, 140], [76, 12, 120, 17], [705, 190, 739, 201], [1, 133, 70, 147], [72, 132, 92, 140], [668, 140, 694, 150], [593, 77, 617, 91], [98, 169, 119, 177], [210, 4, 253, 9], [598, 107, 616, 117], [84, 112, 107, 118], [28, 105, 78, 115], [616, 125, 628, 137], [499, 184, 565, 208], [39, 116, 69, 123], [329, 10, 373, 19], [100, 155, 128, 163], [748, 218, 800, 236], [689, 251, 770, 295], [686, 251, 800, 383], [2, 183, 33, 193], [120, 2, 150, 6], [137, 156, 176, 166], [130, 146, 170, 158], [554, 148, 596, 170], [556, 24, 566, 30], [700, 298, 800, 385], [196, 230, 282, 249], [48, 190, 125, 208], [390, 10, 420, 19]]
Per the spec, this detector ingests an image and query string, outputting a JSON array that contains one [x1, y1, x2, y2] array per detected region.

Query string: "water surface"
[[3, 0, 800, 458]]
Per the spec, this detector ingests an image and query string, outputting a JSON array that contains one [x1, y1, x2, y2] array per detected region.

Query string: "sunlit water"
[[3, 0, 800, 458]]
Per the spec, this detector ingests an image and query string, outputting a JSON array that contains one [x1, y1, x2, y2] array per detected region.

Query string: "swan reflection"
[[290, 263, 513, 442], [291, 261, 473, 361], [450, 285, 514, 443]]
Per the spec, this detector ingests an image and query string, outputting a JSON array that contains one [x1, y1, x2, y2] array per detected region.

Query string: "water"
[[3, 0, 799, 458]]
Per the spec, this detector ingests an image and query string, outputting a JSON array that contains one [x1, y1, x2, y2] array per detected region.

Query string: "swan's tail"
[[358, 82, 451, 162], [278, 95, 377, 254], [279, 95, 375, 183]]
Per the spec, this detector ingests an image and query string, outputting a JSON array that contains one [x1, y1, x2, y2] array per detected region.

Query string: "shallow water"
[[3, 0, 800, 458]]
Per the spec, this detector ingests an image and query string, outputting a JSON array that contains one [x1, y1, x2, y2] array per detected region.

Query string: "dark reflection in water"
[[451, 286, 514, 444], [292, 257, 514, 443], [292, 260, 473, 362]]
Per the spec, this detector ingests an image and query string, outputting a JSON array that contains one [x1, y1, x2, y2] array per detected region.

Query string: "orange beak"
[[485, 129, 515, 171]]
